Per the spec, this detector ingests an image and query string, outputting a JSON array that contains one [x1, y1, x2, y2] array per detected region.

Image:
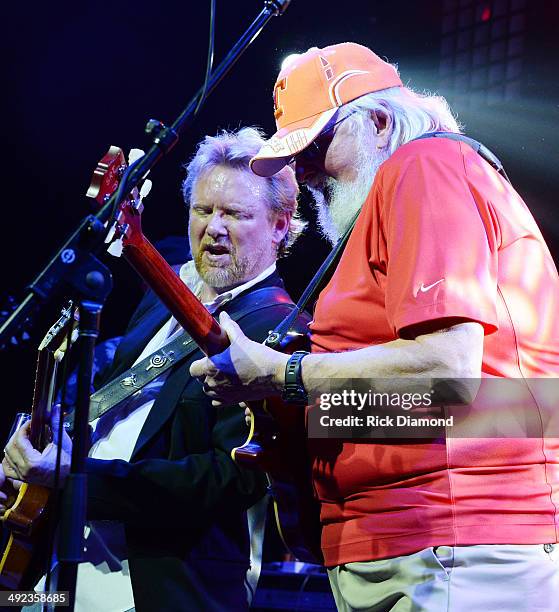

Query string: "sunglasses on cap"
[[289, 110, 357, 167]]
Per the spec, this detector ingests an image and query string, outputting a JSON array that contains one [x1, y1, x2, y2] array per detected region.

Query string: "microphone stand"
[[0, 1, 292, 608], [0, 0, 291, 345]]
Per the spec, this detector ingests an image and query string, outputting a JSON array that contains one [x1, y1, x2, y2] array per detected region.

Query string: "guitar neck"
[[123, 233, 228, 356], [29, 351, 57, 450]]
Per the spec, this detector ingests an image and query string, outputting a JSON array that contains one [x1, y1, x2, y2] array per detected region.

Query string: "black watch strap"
[[282, 350, 309, 405]]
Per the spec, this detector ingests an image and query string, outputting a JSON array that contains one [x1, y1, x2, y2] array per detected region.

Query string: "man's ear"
[[370, 109, 392, 149], [271, 211, 291, 247]]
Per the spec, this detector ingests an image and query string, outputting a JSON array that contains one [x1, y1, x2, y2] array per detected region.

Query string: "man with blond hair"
[[1, 127, 308, 611], [191, 43, 559, 611]]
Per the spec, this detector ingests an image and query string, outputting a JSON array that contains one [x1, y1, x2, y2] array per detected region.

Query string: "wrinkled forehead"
[[191, 164, 273, 210]]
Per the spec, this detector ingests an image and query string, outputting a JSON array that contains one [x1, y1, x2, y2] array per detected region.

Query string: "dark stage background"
[[1, 0, 558, 441]]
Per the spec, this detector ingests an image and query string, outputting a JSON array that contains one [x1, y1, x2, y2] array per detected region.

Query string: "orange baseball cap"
[[250, 42, 403, 177]]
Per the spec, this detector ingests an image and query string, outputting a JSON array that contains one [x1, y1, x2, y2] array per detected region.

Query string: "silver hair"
[[182, 127, 306, 257], [340, 85, 463, 155]]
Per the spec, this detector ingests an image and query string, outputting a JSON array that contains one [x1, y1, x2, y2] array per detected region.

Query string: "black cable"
[[108, 0, 215, 224], [193, 0, 216, 117]]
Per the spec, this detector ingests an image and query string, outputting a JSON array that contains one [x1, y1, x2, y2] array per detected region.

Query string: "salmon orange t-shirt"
[[309, 137, 559, 567]]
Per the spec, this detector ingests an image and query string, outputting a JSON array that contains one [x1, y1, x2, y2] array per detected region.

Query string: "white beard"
[[307, 149, 390, 245]]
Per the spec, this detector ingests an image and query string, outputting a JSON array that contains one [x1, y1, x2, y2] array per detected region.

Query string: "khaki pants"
[[327, 544, 559, 612]]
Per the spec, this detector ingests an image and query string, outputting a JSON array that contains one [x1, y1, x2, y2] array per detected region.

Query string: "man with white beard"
[[190, 43, 559, 611]]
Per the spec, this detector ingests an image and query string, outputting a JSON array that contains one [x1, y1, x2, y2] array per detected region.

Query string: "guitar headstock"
[[86, 146, 152, 255], [30, 302, 77, 449], [38, 302, 76, 354], [86, 145, 127, 204]]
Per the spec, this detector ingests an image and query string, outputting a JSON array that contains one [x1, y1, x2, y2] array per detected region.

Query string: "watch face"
[[282, 386, 308, 405]]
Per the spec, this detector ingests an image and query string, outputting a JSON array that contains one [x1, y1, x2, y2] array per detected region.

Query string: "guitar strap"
[[64, 286, 294, 431], [413, 131, 512, 184]]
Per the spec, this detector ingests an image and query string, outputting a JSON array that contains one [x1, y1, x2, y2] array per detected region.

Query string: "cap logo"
[[328, 70, 369, 106], [268, 136, 288, 154], [273, 77, 287, 120], [285, 130, 309, 155], [319, 55, 334, 80]]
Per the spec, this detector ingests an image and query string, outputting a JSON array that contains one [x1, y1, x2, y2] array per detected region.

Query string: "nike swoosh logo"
[[419, 279, 445, 293]]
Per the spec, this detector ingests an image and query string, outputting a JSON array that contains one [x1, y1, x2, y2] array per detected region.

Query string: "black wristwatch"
[[282, 350, 309, 405]]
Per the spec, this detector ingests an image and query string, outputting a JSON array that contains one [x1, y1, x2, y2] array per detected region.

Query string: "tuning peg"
[[139, 179, 152, 200], [107, 237, 124, 258], [128, 148, 145, 164]]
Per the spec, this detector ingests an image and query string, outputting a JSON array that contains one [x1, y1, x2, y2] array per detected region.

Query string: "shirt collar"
[[178, 261, 277, 314]]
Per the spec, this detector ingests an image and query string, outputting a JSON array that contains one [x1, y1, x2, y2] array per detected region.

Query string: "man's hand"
[[0, 462, 23, 514], [2, 413, 72, 488], [190, 311, 288, 406]]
